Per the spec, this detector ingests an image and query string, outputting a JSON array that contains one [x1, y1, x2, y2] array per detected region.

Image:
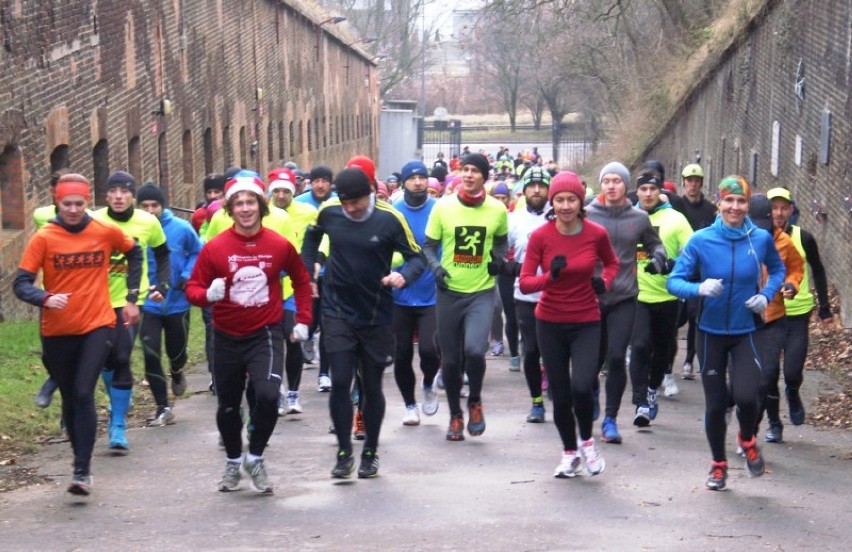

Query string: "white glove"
[[206, 278, 226, 302], [745, 294, 768, 314], [698, 278, 724, 297], [291, 323, 309, 342]]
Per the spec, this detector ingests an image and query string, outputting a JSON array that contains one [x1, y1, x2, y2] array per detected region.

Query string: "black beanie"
[[462, 153, 491, 181], [642, 160, 666, 183], [431, 164, 448, 183], [224, 166, 243, 180], [334, 168, 372, 201], [203, 173, 226, 193], [136, 183, 166, 206], [748, 194, 773, 232], [106, 170, 137, 195], [309, 165, 334, 182]]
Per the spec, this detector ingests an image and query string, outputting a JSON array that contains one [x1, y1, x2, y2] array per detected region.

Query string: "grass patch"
[[0, 308, 208, 462], [462, 129, 552, 143]]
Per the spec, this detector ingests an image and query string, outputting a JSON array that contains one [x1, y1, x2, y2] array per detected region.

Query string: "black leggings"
[[755, 317, 787, 425], [515, 300, 542, 399], [698, 331, 762, 462], [43, 327, 113, 475], [324, 317, 391, 453], [104, 307, 138, 389], [281, 310, 304, 392], [629, 300, 679, 405], [537, 320, 600, 448], [212, 325, 284, 459], [393, 304, 440, 406], [496, 274, 519, 356], [140, 310, 190, 407], [310, 278, 330, 378], [781, 313, 810, 391], [597, 298, 638, 419]]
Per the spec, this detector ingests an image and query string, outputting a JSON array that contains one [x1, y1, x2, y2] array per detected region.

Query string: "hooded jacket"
[[143, 209, 203, 315]]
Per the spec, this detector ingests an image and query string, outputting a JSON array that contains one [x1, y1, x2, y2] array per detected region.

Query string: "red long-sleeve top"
[[519, 220, 619, 323], [186, 227, 312, 336]]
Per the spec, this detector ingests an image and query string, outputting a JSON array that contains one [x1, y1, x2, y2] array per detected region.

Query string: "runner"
[[92, 171, 171, 452], [186, 174, 312, 493], [586, 161, 667, 444], [136, 183, 203, 427], [518, 171, 619, 477], [391, 160, 441, 426], [423, 153, 509, 441], [667, 175, 785, 490], [14, 174, 143, 495], [301, 167, 426, 478]]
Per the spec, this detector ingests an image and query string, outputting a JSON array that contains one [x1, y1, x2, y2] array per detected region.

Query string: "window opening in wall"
[[749, 151, 758, 187], [278, 121, 285, 160], [128, 136, 142, 184], [50, 144, 70, 173], [0, 144, 24, 230], [794, 134, 802, 167], [820, 109, 831, 165], [182, 129, 193, 189], [158, 132, 170, 200], [267, 123, 274, 163], [322, 117, 327, 148], [239, 127, 248, 169], [770, 121, 780, 177], [93, 139, 110, 206], [223, 126, 232, 170], [307, 120, 312, 151], [298, 121, 303, 153], [289, 121, 295, 157], [203, 128, 213, 175]]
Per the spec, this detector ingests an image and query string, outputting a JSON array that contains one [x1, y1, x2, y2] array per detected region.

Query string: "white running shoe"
[[682, 361, 695, 380], [422, 384, 439, 416], [277, 391, 287, 416], [317, 375, 332, 392], [286, 391, 303, 414], [553, 450, 583, 478], [402, 405, 421, 426], [663, 374, 679, 397], [579, 438, 606, 475]]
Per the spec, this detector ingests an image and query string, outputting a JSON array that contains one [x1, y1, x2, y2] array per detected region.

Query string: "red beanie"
[[346, 155, 377, 186], [548, 171, 585, 203]]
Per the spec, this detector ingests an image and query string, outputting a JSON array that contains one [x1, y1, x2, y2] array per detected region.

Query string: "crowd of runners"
[[14, 147, 833, 495]]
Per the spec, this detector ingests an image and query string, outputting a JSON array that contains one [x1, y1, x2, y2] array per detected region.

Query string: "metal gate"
[[419, 119, 462, 166], [554, 122, 595, 169]]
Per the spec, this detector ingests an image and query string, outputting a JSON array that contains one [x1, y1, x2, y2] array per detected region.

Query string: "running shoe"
[[277, 391, 287, 416], [435, 369, 445, 390], [317, 375, 332, 392], [302, 338, 316, 364], [67, 472, 92, 496], [786, 386, 806, 425], [170, 369, 187, 397], [509, 356, 521, 372], [218, 461, 242, 492], [353, 410, 366, 440], [682, 361, 695, 380], [526, 403, 546, 423], [490, 340, 505, 356], [765, 422, 784, 443], [34, 377, 58, 409], [601, 416, 622, 444], [446, 414, 465, 441], [647, 388, 659, 420], [553, 450, 582, 478], [579, 437, 606, 475], [286, 391, 303, 414], [738, 433, 765, 477], [467, 401, 486, 436], [358, 448, 380, 479], [422, 384, 439, 416], [242, 457, 273, 493], [633, 405, 651, 427], [663, 374, 679, 397], [208, 379, 216, 394], [706, 461, 728, 491], [331, 450, 355, 479], [147, 406, 175, 427], [402, 404, 421, 426]]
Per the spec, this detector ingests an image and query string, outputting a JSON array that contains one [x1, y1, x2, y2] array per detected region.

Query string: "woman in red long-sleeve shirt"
[[519, 171, 619, 479]]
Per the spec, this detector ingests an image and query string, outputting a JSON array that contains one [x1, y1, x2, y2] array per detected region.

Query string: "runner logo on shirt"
[[453, 225, 486, 266], [53, 251, 106, 270]]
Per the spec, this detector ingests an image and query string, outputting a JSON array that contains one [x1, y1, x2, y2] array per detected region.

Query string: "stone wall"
[[642, 0, 852, 326], [0, 0, 379, 320]]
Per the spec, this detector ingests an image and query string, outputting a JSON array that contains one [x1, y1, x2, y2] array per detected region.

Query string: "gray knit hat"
[[598, 161, 631, 188]]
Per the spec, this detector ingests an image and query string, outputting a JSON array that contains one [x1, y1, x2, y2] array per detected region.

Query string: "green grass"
[[0, 308, 208, 460], [461, 129, 552, 142]]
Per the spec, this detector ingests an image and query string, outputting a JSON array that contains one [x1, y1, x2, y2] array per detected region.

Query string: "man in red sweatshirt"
[[186, 173, 312, 494]]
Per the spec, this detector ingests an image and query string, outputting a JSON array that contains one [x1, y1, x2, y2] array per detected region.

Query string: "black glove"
[[507, 260, 522, 277], [645, 258, 676, 275], [433, 266, 451, 291], [550, 255, 567, 280], [487, 253, 505, 276], [591, 276, 606, 295], [174, 277, 188, 291]]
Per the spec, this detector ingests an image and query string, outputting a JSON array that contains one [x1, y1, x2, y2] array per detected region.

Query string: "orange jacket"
[[764, 227, 804, 323]]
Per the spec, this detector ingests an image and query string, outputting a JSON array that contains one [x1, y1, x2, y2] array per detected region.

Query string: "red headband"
[[55, 181, 91, 202]]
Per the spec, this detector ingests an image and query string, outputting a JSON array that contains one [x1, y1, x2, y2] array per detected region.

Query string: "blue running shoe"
[[601, 416, 622, 444], [647, 388, 659, 421]]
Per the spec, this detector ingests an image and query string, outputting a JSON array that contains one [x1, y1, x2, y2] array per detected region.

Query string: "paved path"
[[1, 347, 850, 551]]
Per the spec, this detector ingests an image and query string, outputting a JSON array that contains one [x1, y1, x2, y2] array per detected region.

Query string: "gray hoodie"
[[586, 197, 667, 307]]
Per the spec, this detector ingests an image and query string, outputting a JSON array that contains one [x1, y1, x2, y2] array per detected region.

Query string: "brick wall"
[[642, 0, 852, 326], [0, 0, 379, 321]]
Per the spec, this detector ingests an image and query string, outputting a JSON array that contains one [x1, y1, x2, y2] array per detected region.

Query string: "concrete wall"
[[378, 107, 419, 178], [642, 0, 852, 325], [0, 0, 379, 321]]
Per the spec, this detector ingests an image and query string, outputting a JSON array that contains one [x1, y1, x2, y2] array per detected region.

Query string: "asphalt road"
[[1, 344, 850, 551]]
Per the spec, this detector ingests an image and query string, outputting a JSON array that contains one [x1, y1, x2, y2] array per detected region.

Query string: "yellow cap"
[[767, 187, 792, 202]]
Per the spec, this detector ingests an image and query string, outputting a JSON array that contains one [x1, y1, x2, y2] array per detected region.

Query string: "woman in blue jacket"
[[137, 184, 203, 427], [667, 176, 785, 491]]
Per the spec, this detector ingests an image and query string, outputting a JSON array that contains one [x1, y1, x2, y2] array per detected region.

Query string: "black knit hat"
[[106, 170, 137, 195], [334, 168, 372, 201], [203, 173, 226, 193], [309, 165, 334, 182], [462, 153, 491, 181], [136, 182, 166, 206]]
